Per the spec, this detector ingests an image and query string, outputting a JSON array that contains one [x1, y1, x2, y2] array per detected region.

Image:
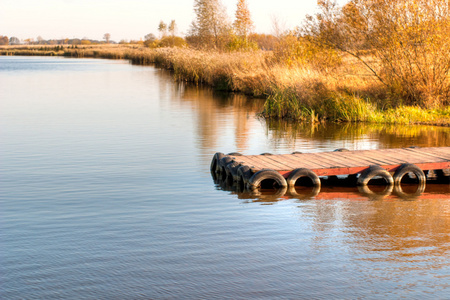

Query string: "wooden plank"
[[334, 151, 406, 167], [362, 149, 414, 165], [279, 154, 325, 170], [300, 153, 352, 168], [268, 154, 314, 170], [232, 156, 274, 170], [427, 147, 450, 159], [404, 148, 449, 160], [290, 153, 335, 169], [341, 150, 401, 166]]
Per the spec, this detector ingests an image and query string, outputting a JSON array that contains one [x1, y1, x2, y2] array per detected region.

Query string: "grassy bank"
[[1, 45, 449, 126]]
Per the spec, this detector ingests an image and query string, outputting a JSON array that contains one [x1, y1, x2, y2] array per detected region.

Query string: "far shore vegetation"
[[1, 0, 449, 126]]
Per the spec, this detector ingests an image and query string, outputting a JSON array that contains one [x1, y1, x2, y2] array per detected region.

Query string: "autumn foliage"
[[303, 0, 450, 108]]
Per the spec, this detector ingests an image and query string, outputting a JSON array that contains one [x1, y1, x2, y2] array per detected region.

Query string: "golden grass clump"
[[1, 44, 448, 125]]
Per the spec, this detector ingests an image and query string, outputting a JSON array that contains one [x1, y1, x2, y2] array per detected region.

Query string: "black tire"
[[247, 169, 287, 190], [286, 168, 321, 188], [357, 165, 394, 186], [225, 161, 241, 182], [292, 151, 303, 154], [237, 165, 253, 187], [334, 148, 349, 152], [393, 163, 426, 186], [227, 152, 243, 156], [260, 152, 273, 156], [218, 156, 233, 174], [210, 152, 224, 173]]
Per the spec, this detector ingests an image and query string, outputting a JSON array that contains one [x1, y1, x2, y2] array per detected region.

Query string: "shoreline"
[[1, 45, 449, 127]]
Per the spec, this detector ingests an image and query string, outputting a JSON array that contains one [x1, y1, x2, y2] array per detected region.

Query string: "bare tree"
[[158, 21, 167, 38], [169, 20, 177, 37], [103, 33, 111, 44], [271, 15, 288, 39]]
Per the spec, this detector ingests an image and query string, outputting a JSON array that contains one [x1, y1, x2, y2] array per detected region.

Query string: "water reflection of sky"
[[1, 57, 449, 300]]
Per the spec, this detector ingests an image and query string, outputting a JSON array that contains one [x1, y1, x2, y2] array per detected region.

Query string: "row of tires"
[[211, 152, 429, 190]]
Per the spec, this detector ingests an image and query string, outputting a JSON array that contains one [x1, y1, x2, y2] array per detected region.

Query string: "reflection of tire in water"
[[358, 184, 394, 201], [287, 168, 321, 188], [248, 186, 288, 203], [393, 182, 426, 200], [393, 163, 426, 185], [287, 185, 320, 200], [247, 169, 287, 190], [210, 152, 224, 173], [357, 165, 394, 186]]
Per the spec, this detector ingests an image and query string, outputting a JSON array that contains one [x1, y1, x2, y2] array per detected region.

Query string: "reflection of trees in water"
[[265, 121, 450, 148], [157, 68, 449, 152], [299, 198, 450, 263], [169, 82, 265, 151]]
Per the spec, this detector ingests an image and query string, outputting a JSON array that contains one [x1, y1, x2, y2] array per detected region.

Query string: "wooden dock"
[[211, 147, 450, 191]]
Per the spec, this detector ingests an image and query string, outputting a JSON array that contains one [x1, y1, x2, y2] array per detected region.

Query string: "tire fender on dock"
[[237, 165, 253, 186], [247, 169, 287, 190], [357, 165, 394, 186], [286, 168, 321, 188], [218, 156, 233, 174], [393, 163, 426, 185], [210, 152, 224, 173], [225, 161, 241, 182]]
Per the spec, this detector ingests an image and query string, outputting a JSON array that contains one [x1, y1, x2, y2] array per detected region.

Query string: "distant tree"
[[0, 36, 9, 45], [9, 36, 20, 45], [188, 0, 231, 49], [145, 33, 156, 42], [103, 33, 111, 43], [271, 15, 288, 39], [24, 38, 34, 45], [37, 36, 44, 44], [168, 20, 177, 37], [159, 36, 187, 48], [233, 0, 254, 38], [249, 33, 278, 50], [158, 21, 167, 38]]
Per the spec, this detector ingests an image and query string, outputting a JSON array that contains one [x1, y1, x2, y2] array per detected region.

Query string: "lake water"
[[1, 56, 449, 299]]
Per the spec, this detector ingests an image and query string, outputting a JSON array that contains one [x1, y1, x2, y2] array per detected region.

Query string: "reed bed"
[[1, 45, 448, 125]]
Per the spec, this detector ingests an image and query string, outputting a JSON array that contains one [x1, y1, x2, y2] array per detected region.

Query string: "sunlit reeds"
[[1, 44, 448, 125]]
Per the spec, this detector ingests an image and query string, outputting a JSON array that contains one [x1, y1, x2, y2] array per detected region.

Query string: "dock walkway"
[[211, 147, 450, 191]]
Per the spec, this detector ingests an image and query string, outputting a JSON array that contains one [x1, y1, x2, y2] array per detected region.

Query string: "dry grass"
[[1, 44, 449, 125]]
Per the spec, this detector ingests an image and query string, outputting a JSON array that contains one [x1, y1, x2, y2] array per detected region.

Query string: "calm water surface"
[[1, 56, 449, 299]]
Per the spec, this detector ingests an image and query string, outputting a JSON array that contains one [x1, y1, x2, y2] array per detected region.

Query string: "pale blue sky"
[[1, 0, 348, 42]]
